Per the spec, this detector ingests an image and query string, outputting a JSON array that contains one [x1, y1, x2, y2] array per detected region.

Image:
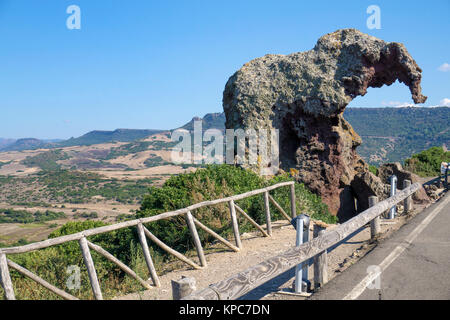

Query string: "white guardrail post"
[[182, 182, 420, 300], [292, 214, 311, 293], [389, 175, 397, 219], [441, 162, 449, 188]]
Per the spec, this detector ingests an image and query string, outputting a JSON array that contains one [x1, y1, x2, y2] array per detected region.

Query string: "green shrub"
[[0, 170, 158, 206], [21, 149, 70, 171], [0, 208, 66, 224], [136, 164, 335, 254], [369, 165, 378, 176], [404, 146, 450, 177], [0, 161, 11, 169], [3, 220, 146, 300], [80, 212, 98, 219], [2, 164, 335, 300]]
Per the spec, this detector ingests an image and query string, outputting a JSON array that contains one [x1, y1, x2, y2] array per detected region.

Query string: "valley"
[[0, 132, 196, 245], [0, 107, 448, 246]]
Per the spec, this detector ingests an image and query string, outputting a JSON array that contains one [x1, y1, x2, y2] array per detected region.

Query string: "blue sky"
[[0, 0, 449, 139]]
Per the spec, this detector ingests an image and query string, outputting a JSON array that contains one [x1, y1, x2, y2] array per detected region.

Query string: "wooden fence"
[[0, 181, 296, 300], [182, 182, 420, 300]]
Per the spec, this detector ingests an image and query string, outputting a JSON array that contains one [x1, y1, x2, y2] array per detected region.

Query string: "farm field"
[[0, 132, 198, 246]]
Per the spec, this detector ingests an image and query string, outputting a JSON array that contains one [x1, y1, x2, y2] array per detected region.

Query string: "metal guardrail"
[[183, 182, 420, 300], [0, 181, 296, 300]]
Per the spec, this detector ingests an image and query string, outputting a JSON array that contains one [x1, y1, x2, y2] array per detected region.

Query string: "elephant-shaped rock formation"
[[223, 29, 427, 219]]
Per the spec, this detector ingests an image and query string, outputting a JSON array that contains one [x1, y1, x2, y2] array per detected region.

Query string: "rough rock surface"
[[223, 29, 427, 219], [377, 162, 430, 203]]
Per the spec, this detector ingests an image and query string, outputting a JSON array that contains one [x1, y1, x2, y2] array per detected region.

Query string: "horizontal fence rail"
[[0, 181, 295, 300], [182, 182, 421, 300]]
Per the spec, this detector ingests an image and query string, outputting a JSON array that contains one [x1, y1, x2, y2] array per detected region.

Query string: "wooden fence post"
[[79, 236, 103, 300], [234, 203, 269, 237], [192, 217, 240, 252], [290, 184, 297, 219], [137, 223, 160, 287], [313, 225, 327, 289], [268, 194, 292, 221], [172, 276, 196, 300], [142, 226, 201, 269], [0, 253, 15, 300], [173, 183, 422, 300], [185, 211, 207, 267], [369, 196, 380, 240], [229, 200, 242, 249], [87, 240, 152, 290], [403, 180, 412, 213], [263, 192, 272, 236], [7, 259, 78, 300]]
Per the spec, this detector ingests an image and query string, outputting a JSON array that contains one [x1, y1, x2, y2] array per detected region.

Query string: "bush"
[[2, 164, 335, 300], [80, 212, 98, 219], [369, 165, 378, 176], [136, 164, 335, 254], [0, 208, 66, 224], [4, 220, 145, 300], [404, 146, 450, 177]]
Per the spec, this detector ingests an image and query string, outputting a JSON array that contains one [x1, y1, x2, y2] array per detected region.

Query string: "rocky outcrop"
[[223, 29, 427, 219], [377, 162, 430, 203]]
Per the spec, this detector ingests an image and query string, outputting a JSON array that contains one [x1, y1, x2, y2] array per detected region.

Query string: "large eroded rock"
[[223, 29, 427, 219], [377, 162, 430, 203]]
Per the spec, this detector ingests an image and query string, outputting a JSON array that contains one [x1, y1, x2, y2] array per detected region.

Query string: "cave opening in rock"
[[339, 81, 420, 220]]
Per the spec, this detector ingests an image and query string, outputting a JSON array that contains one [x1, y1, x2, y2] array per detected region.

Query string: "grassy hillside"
[[404, 146, 450, 177], [176, 108, 449, 166], [0, 138, 16, 149], [0, 164, 334, 300], [179, 112, 226, 132], [57, 129, 165, 147], [21, 149, 70, 171], [0, 132, 179, 174], [137, 164, 335, 253], [3, 108, 447, 164], [0, 208, 66, 224], [344, 107, 449, 165], [0, 138, 47, 152], [0, 170, 159, 206], [0, 129, 165, 152]]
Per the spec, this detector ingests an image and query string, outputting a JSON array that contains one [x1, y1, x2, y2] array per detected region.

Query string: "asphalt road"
[[311, 191, 450, 300]]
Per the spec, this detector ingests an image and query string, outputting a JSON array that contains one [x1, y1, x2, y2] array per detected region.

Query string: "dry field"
[[0, 131, 199, 245]]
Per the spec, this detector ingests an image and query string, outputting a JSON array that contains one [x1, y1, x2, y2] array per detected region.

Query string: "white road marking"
[[343, 194, 450, 300]]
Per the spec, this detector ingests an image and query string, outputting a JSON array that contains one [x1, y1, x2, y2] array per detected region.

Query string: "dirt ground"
[[0, 202, 139, 244], [92, 165, 194, 181], [0, 131, 197, 244], [0, 133, 182, 178]]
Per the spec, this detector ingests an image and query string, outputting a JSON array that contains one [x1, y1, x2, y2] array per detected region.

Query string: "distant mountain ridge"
[[0, 138, 16, 149], [178, 112, 225, 132], [176, 107, 449, 165], [1, 138, 46, 151], [56, 129, 165, 147], [1, 107, 448, 166], [0, 129, 164, 152], [344, 107, 450, 164], [0, 138, 64, 152]]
